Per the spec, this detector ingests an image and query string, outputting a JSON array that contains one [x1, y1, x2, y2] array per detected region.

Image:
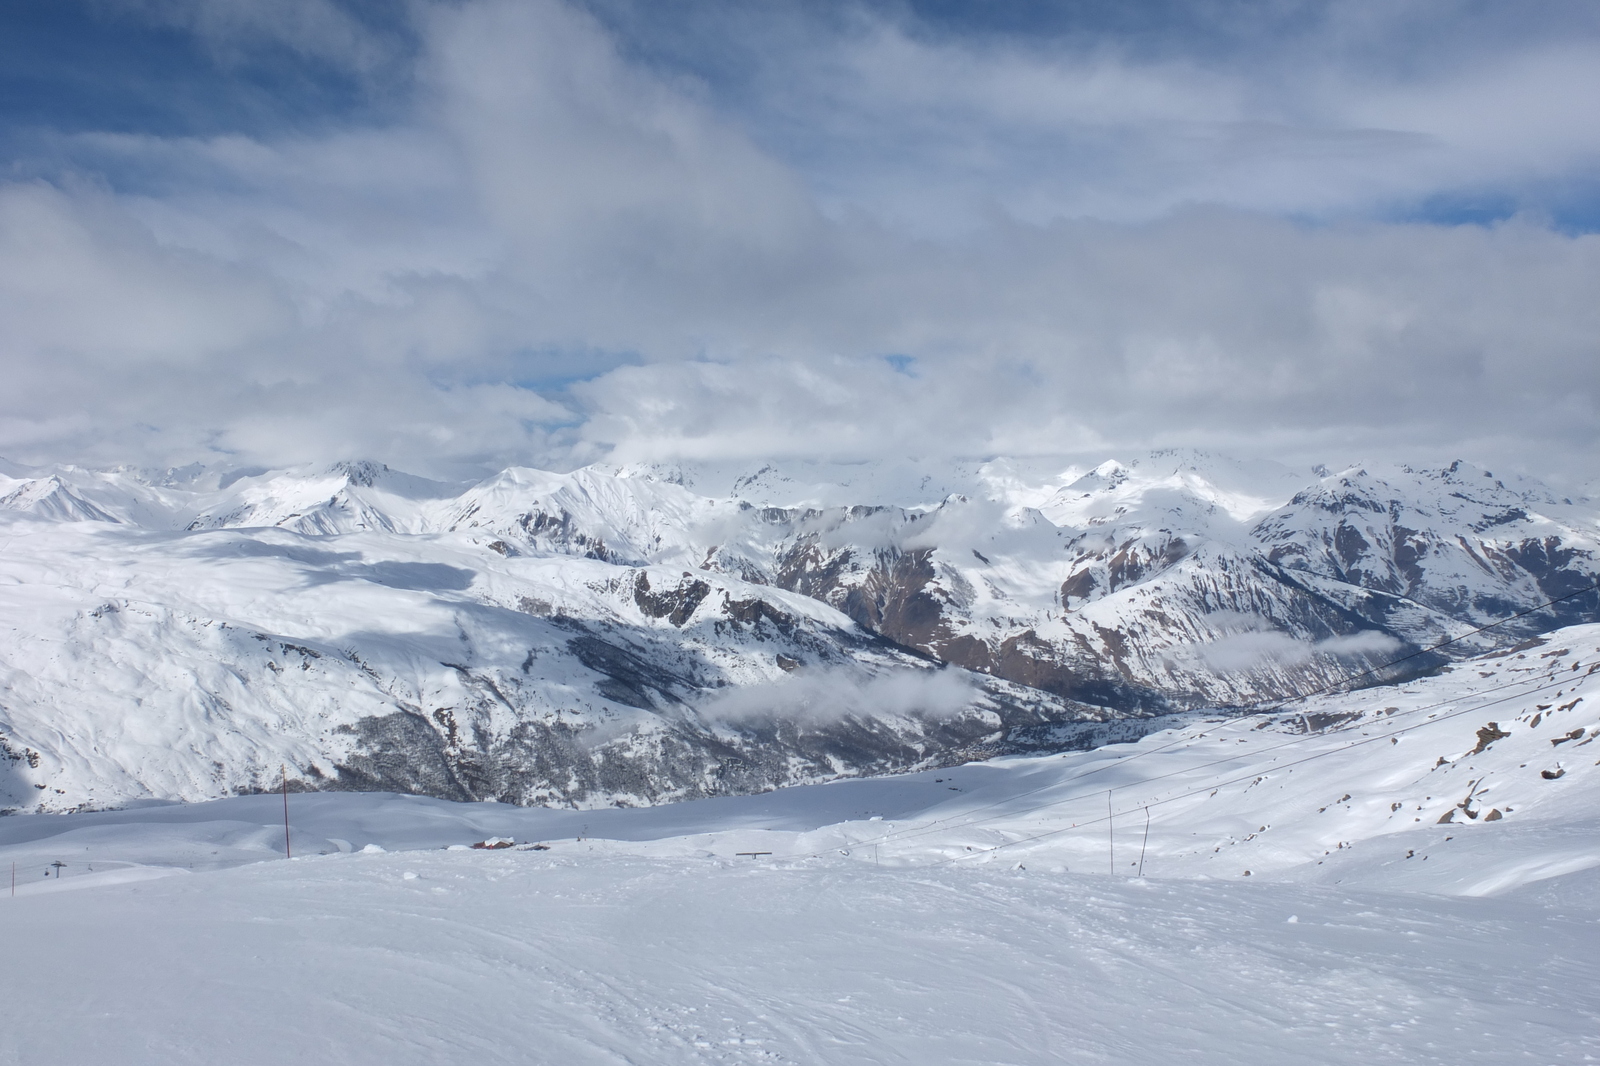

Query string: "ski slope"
[[3, 624, 1597, 1064]]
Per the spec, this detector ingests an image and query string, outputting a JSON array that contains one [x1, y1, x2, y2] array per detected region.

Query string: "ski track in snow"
[[4, 623, 1600, 1064], [5, 851, 1596, 1065]]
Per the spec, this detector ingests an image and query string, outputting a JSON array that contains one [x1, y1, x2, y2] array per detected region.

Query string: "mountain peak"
[[328, 460, 390, 488]]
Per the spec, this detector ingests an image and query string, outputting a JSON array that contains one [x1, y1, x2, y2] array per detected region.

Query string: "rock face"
[[0, 451, 1595, 812]]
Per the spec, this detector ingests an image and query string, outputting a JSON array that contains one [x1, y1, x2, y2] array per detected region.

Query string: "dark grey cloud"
[[1, 0, 1598, 482]]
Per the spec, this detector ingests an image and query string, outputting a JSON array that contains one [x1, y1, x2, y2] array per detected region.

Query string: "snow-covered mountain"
[[607, 453, 1599, 707], [1, 451, 1596, 812]]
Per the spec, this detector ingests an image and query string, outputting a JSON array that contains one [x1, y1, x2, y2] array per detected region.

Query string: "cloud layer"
[[2, 0, 1598, 481], [699, 665, 977, 725]]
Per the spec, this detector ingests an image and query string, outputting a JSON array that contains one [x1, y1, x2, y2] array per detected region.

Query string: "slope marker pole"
[[1138, 807, 1151, 878], [282, 766, 292, 859], [1107, 791, 1114, 875]]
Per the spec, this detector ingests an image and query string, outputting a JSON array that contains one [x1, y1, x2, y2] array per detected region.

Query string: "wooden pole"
[[282, 766, 292, 859]]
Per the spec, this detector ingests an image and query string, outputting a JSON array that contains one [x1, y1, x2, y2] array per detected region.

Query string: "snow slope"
[[5, 846, 1594, 1065], [2, 623, 1597, 1064]]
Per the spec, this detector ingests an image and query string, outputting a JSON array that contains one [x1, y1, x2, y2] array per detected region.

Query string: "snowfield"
[[5, 623, 1598, 1064], [6, 840, 1595, 1065]]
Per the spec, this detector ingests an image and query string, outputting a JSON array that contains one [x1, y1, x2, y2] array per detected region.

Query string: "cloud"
[[0, 181, 284, 363], [98, 0, 405, 72], [591, 0, 1600, 230], [1179, 628, 1405, 675], [1, 0, 1599, 482], [698, 665, 978, 725], [569, 212, 1600, 477]]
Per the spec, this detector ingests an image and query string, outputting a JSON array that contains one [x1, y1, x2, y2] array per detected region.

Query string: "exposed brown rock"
[[1468, 722, 1510, 755], [633, 571, 711, 627]]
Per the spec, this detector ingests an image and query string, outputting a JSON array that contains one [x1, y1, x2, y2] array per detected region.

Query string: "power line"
[[791, 583, 1598, 867], [932, 662, 1585, 867], [844, 664, 1563, 863], [809, 650, 1577, 861]]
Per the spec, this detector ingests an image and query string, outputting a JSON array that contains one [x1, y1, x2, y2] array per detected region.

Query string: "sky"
[[2, 0, 1599, 483]]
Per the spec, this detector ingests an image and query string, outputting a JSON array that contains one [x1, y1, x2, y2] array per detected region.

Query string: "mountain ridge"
[[2, 451, 1596, 812]]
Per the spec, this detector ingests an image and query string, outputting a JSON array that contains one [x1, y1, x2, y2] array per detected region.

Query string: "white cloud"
[[0, 181, 284, 364], [690, 4, 1600, 229], [699, 666, 977, 725], [1181, 628, 1405, 675], [101, 0, 402, 72], [2, 0, 1599, 482]]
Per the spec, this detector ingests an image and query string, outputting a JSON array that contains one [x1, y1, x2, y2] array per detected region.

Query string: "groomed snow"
[[4, 623, 1598, 1063], [5, 843, 1595, 1064]]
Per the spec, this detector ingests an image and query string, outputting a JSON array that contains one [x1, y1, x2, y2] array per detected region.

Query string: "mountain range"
[[1, 450, 1596, 812]]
